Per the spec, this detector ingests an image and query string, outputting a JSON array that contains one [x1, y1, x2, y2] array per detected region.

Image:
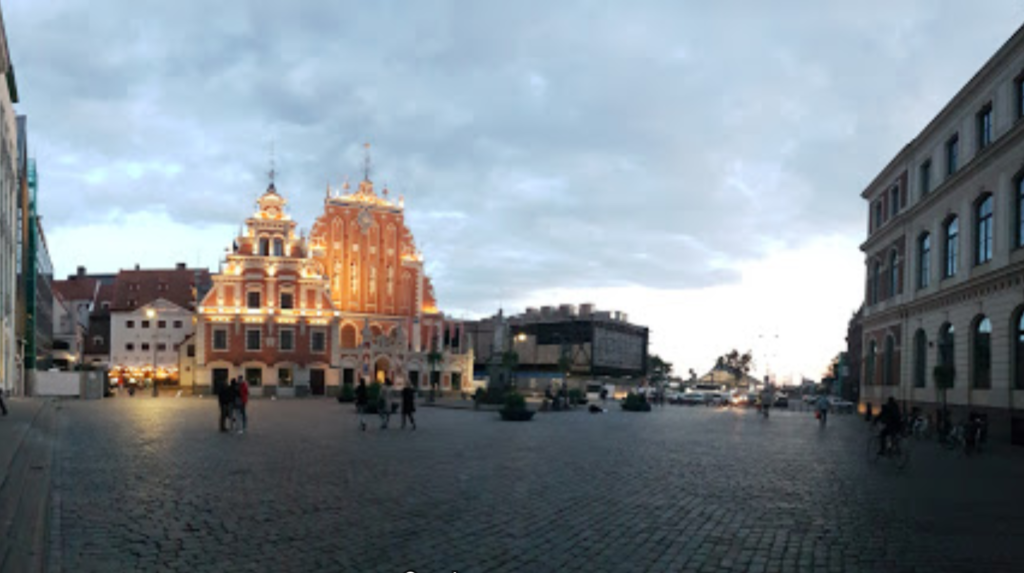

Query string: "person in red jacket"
[[235, 377, 250, 434]]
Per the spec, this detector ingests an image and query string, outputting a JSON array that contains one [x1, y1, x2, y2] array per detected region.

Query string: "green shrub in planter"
[[621, 392, 652, 412], [499, 391, 535, 421], [568, 388, 586, 405], [504, 391, 527, 411]]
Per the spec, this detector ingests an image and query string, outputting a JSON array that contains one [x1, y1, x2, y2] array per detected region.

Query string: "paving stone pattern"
[[52, 399, 1024, 573]]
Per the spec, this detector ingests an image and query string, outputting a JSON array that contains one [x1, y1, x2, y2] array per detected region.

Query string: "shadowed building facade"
[[859, 22, 1024, 444]]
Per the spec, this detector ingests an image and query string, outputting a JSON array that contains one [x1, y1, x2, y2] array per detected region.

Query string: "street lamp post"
[[147, 308, 158, 397], [513, 332, 526, 390]]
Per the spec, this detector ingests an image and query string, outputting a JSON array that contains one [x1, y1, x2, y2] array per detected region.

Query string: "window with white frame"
[[279, 328, 295, 351], [977, 103, 993, 150], [212, 328, 228, 351], [946, 134, 959, 177], [944, 216, 959, 277], [918, 233, 930, 289], [311, 329, 326, 352], [246, 329, 261, 351], [976, 195, 993, 264]]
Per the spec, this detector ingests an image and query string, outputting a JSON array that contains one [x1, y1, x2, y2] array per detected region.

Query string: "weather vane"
[[268, 139, 276, 185], [363, 142, 372, 182]]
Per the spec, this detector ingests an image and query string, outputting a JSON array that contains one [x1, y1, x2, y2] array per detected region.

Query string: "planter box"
[[499, 409, 536, 421]]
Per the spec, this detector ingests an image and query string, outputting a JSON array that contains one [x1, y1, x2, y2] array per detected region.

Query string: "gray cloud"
[[7, 0, 1024, 312]]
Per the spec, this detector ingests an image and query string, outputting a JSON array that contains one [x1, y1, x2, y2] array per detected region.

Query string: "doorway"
[[375, 357, 391, 385], [310, 369, 325, 395]]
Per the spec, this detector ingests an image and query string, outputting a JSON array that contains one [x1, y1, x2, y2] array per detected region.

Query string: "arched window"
[[258, 237, 270, 256], [1015, 309, 1024, 389], [889, 250, 900, 297], [871, 260, 881, 304], [340, 323, 358, 348], [273, 238, 284, 257], [913, 329, 927, 388], [938, 322, 955, 386], [883, 335, 896, 386], [918, 233, 931, 289], [944, 216, 959, 277], [972, 316, 992, 389], [976, 195, 993, 264], [865, 340, 877, 386]]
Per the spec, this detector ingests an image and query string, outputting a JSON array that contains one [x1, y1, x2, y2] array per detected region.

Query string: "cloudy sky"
[[7, 1, 1024, 382]]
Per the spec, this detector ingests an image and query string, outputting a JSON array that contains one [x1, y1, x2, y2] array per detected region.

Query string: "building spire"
[[363, 142, 372, 182]]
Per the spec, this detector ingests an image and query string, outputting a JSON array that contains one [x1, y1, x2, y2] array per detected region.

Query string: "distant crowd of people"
[[213, 376, 249, 434]]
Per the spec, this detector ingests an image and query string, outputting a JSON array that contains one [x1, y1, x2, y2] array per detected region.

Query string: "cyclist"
[[875, 397, 902, 455]]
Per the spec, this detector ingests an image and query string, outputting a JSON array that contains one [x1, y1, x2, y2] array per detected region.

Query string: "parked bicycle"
[[867, 429, 910, 469], [907, 415, 931, 440], [942, 417, 984, 456]]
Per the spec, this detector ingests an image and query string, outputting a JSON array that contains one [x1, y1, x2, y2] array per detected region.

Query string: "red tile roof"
[[110, 267, 212, 312], [51, 277, 99, 303]]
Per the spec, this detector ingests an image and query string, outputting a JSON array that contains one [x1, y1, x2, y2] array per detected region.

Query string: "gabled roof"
[[52, 277, 99, 303], [110, 267, 212, 312]]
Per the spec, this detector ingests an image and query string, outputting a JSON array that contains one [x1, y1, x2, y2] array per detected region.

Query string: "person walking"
[[215, 376, 230, 432], [379, 381, 394, 429], [355, 379, 369, 431], [0, 388, 7, 416], [235, 377, 250, 434], [401, 383, 417, 430], [815, 393, 830, 427]]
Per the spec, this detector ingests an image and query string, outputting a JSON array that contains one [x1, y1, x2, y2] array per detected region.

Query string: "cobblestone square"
[[50, 399, 1024, 572]]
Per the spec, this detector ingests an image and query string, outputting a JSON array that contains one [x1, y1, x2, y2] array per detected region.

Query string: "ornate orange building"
[[190, 161, 473, 396], [192, 182, 339, 396], [309, 171, 472, 393]]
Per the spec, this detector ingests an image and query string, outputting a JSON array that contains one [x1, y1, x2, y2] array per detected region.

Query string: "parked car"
[[679, 392, 706, 405], [774, 395, 789, 408], [705, 392, 730, 406]]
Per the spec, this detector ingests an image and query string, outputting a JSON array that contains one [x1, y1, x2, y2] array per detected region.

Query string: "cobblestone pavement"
[[51, 399, 1024, 573]]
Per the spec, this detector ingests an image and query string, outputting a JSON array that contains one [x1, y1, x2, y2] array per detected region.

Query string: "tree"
[[647, 354, 673, 381], [715, 349, 753, 387], [501, 349, 519, 391]]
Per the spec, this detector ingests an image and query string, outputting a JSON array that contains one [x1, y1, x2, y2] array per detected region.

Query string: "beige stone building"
[[860, 23, 1024, 444]]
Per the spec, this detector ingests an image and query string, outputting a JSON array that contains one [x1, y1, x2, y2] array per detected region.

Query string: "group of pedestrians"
[[354, 379, 416, 431], [213, 376, 249, 434]]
